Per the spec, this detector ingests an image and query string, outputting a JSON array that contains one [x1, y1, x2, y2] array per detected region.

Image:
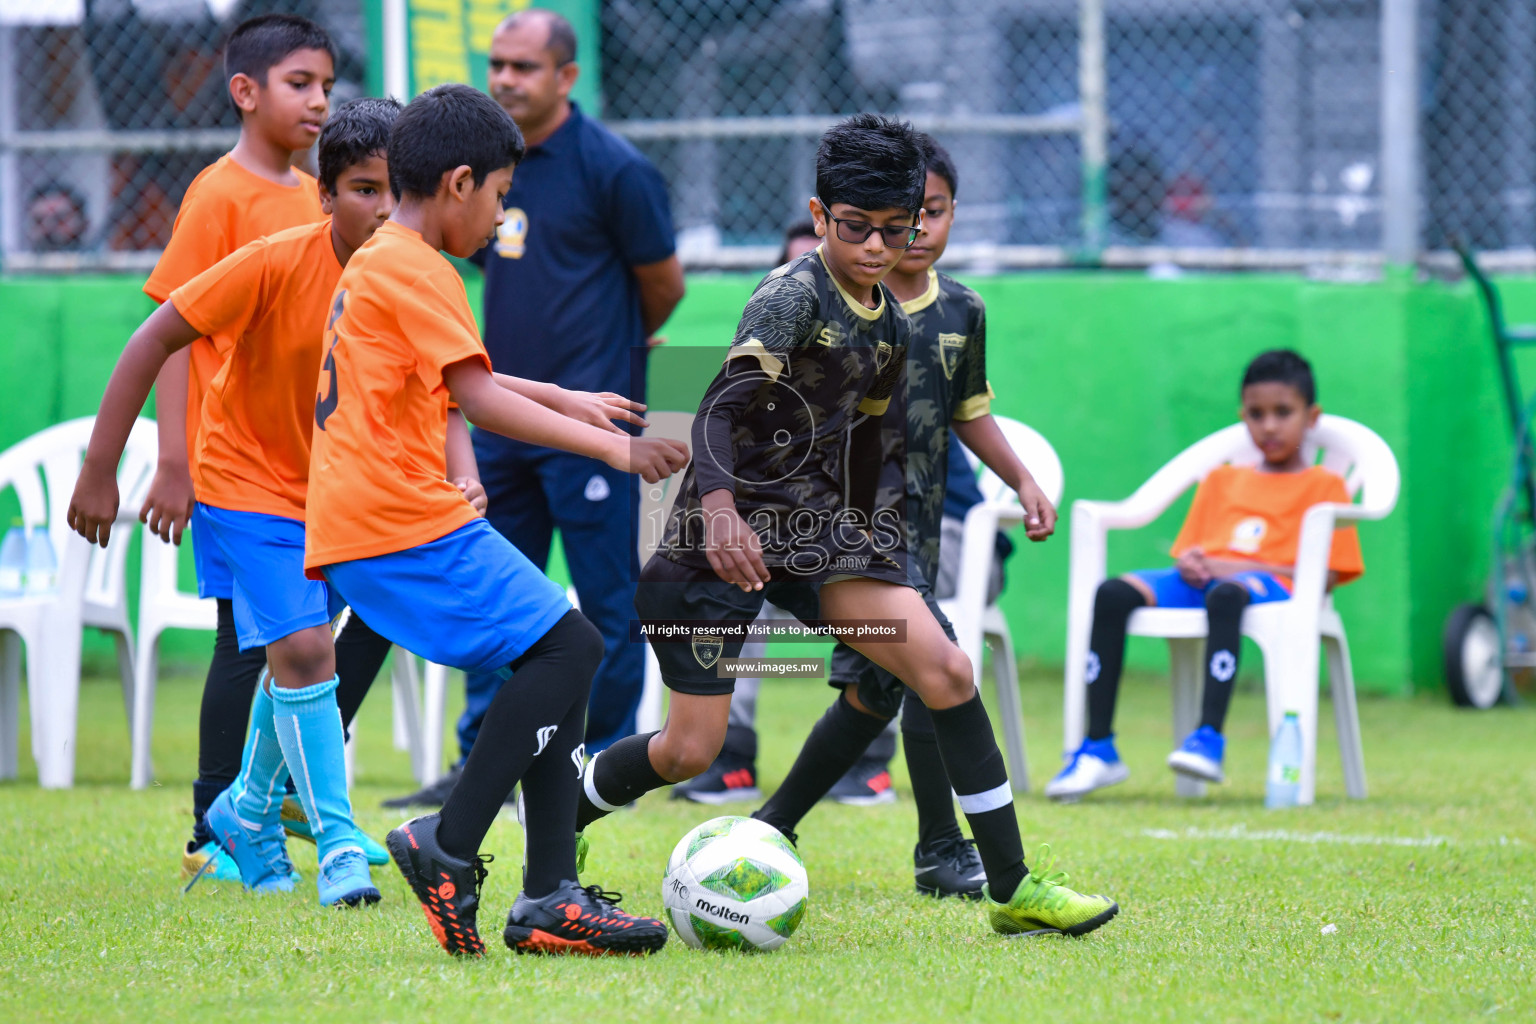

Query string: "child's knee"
[[1204, 581, 1249, 615], [1096, 577, 1145, 619], [267, 628, 332, 684], [651, 727, 724, 782], [911, 645, 973, 706]]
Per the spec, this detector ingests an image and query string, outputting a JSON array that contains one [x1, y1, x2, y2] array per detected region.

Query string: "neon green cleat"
[[281, 796, 389, 866], [985, 845, 1119, 937], [575, 831, 590, 876]]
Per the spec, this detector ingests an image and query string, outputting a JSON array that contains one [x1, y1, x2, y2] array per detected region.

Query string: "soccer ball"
[[661, 815, 809, 952]]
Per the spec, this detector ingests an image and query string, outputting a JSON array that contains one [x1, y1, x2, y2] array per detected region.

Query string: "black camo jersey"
[[872, 269, 993, 585], [657, 247, 911, 578]]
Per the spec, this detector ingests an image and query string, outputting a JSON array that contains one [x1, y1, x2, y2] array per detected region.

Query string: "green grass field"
[[2, 661, 1532, 1023]]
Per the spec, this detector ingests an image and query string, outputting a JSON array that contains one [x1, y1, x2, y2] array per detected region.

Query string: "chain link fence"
[[3, 0, 1536, 271], [0, 0, 368, 272]]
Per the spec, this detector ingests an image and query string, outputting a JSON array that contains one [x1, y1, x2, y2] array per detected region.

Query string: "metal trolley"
[[1444, 246, 1536, 708]]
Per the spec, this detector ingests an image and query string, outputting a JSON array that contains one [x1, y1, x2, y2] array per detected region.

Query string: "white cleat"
[[1044, 741, 1130, 801]]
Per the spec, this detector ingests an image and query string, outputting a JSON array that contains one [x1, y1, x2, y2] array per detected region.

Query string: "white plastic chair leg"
[[130, 629, 160, 790], [110, 630, 135, 725], [32, 629, 83, 789], [638, 644, 665, 734], [1168, 638, 1206, 798], [1323, 632, 1367, 800], [984, 627, 1029, 793], [0, 630, 19, 780], [389, 654, 427, 781], [421, 661, 449, 786]]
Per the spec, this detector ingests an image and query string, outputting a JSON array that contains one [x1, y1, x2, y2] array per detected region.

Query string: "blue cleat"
[[318, 847, 381, 907], [281, 796, 389, 866], [1167, 725, 1226, 783], [182, 841, 242, 884], [202, 790, 296, 893]]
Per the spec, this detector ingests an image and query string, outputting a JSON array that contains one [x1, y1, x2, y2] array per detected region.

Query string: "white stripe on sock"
[[956, 780, 1013, 815], [290, 713, 323, 834], [583, 755, 620, 812]]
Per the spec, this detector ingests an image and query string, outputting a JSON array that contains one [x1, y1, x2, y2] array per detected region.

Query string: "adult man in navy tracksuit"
[[384, 9, 683, 807]]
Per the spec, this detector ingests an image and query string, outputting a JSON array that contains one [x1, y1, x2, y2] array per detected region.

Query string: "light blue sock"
[[230, 670, 291, 830], [270, 675, 361, 863]]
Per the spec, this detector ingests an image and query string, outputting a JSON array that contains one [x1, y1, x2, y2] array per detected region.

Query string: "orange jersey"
[[1172, 464, 1364, 585], [170, 220, 342, 520], [144, 155, 325, 466], [304, 221, 489, 570]]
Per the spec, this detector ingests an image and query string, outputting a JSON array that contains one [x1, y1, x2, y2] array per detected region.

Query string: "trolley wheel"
[[1443, 604, 1503, 708]]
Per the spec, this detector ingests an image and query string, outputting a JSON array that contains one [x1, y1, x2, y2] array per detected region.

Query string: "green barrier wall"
[[0, 270, 1515, 692]]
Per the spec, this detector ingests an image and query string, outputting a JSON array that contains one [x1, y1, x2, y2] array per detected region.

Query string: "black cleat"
[[669, 753, 761, 804], [826, 757, 898, 806], [386, 813, 491, 957], [503, 881, 668, 956], [914, 835, 987, 900], [381, 765, 461, 809]]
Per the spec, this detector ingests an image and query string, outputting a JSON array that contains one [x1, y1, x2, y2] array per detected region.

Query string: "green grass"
[[2, 661, 1533, 1023]]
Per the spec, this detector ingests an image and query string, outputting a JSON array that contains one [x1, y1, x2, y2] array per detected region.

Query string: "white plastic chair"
[[1062, 414, 1399, 804], [0, 417, 154, 788], [941, 415, 1064, 793]]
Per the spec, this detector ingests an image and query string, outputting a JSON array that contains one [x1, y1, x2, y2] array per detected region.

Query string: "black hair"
[[1242, 349, 1316, 405], [223, 14, 336, 112], [498, 9, 577, 65], [778, 218, 820, 263], [815, 113, 925, 215], [318, 97, 402, 192], [917, 133, 958, 200], [388, 83, 526, 200]]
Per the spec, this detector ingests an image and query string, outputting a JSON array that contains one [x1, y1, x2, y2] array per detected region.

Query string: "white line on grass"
[[1139, 823, 1452, 847]]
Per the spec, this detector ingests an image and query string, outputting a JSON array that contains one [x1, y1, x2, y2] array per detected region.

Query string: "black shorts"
[[826, 586, 957, 718], [637, 550, 922, 697]]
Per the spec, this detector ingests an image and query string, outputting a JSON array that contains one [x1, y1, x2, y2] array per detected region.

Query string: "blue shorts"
[[1127, 567, 1290, 609], [321, 517, 571, 677], [196, 503, 330, 650], [189, 503, 235, 601]]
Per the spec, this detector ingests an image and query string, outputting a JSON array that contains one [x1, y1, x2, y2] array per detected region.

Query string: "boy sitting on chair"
[[1045, 349, 1364, 801]]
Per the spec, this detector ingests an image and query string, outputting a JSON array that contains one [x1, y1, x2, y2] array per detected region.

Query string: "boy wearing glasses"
[[575, 115, 1120, 938]]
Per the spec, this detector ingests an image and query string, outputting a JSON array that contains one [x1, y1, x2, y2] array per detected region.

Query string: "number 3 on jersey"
[[315, 290, 345, 431]]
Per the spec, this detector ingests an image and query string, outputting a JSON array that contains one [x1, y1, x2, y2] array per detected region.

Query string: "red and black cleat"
[[503, 881, 668, 956], [385, 814, 491, 957]]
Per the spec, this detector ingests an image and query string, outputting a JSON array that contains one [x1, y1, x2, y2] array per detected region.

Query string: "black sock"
[[333, 611, 393, 736], [929, 693, 1027, 902], [574, 730, 666, 831], [191, 598, 267, 847], [900, 688, 962, 846], [437, 611, 599, 869], [1199, 581, 1250, 732], [1086, 579, 1146, 741], [517, 665, 590, 898], [753, 691, 892, 836]]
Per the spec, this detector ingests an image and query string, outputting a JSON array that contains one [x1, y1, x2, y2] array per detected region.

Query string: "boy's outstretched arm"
[[144, 347, 198, 544], [951, 413, 1057, 542], [444, 408, 486, 514], [491, 372, 648, 434], [69, 303, 204, 548], [445, 359, 688, 483]]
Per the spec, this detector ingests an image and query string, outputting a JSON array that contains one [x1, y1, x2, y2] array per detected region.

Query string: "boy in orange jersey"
[[136, 13, 342, 877], [1045, 349, 1365, 800], [308, 84, 687, 957], [71, 99, 412, 905]]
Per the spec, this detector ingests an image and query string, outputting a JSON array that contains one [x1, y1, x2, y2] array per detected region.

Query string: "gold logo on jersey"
[[496, 207, 528, 258], [816, 321, 845, 347], [691, 633, 725, 669], [938, 333, 966, 379], [875, 340, 893, 371]]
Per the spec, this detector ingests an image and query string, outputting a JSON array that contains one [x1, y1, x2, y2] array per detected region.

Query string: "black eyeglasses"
[[819, 199, 921, 249]]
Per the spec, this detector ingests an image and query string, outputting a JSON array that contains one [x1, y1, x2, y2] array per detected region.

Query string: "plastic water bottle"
[[24, 528, 58, 595], [1265, 711, 1303, 809], [0, 522, 25, 596]]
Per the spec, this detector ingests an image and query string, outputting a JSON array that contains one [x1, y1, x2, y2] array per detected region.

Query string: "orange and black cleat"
[[503, 881, 668, 956], [385, 814, 491, 957]]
